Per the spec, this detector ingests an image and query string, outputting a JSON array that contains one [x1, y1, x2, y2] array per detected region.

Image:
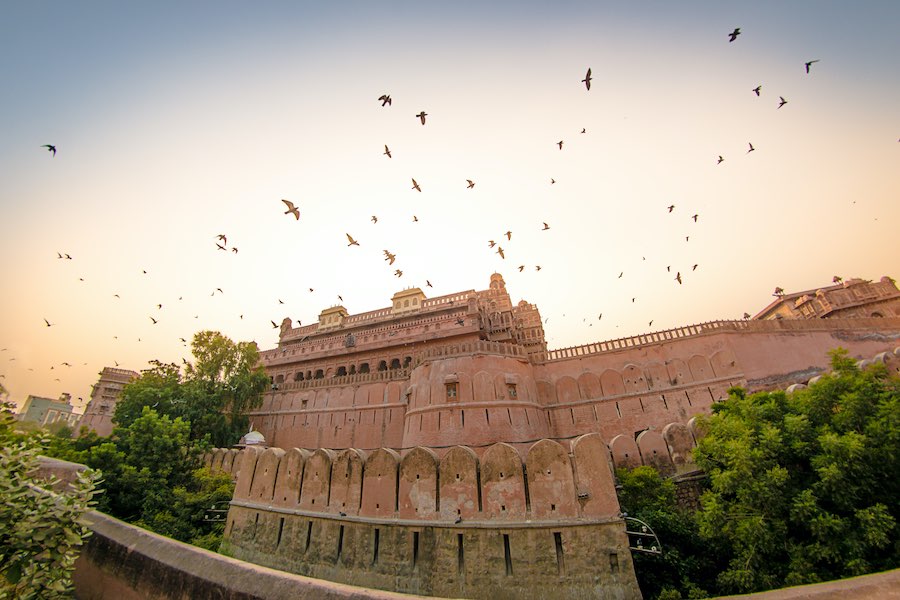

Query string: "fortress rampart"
[[217, 436, 642, 599]]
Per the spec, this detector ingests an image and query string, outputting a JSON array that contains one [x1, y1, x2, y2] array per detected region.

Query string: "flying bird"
[[488, 240, 496, 248], [582, 68, 592, 90], [717, 155, 724, 164], [496, 247, 505, 259], [667, 205, 675, 213], [752, 85, 761, 96], [542, 222, 550, 230], [518, 265, 525, 272], [649, 320, 653, 327], [505, 231, 512, 240], [728, 27, 741, 42], [346, 233, 360, 247], [466, 179, 475, 189], [535, 265, 542, 271], [692, 214, 698, 222], [557, 140, 563, 150], [778, 96, 788, 109], [231, 247, 238, 254], [378, 94, 392, 106], [618, 272, 623, 278], [43, 318, 53, 327], [426, 280, 432, 288], [41, 144, 56, 156], [412, 215, 418, 222], [217, 234, 227, 243], [833, 275, 843, 284], [550, 178, 556, 184], [281, 199, 300, 220], [692, 264, 698, 271], [416, 111, 428, 125], [216, 243, 227, 251], [411, 178, 421, 192], [338, 295, 343, 302], [394, 269, 403, 278], [157, 303, 162, 309], [383, 250, 396, 264], [383, 145, 391, 158], [271, 320, 278, 329], [804, 60, 819, 74], [675, 272, 682, 284], [747, 142, 755, 153], [371, 215, 378, 223], [150, 316, 158, 324], [774, 287, 784, 296], [743, 312, 751, 320]]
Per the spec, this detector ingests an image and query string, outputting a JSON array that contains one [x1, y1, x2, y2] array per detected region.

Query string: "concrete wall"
[[223, 437, 641, 599]]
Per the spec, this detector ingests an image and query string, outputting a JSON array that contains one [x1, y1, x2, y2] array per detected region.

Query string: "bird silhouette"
[[833, 275, 843, 284], [309, 288, 314, 293], [618, 272, 623, 278], [675, 272, 682, 284], [774, 287, 784, 296], [649, 320, 653, 327], [394, 269, 403, 277], [582, 68, 592, 90], [41, 144, 56, 156], [57, 252, 63, 259], [550, 178, 556, 184], [278, 299, 284, 304], [747, 142, 755, 153], [216, 243, 227, 251], [411, 178, 421, 192], [466, 179, 475, 189], [416, 111, 427, 125], [692, 214, 698, 222], [536, 265, 542, 271], [383, 145, 391, 158], [338, 295, 343, 302], [231, 247, 238, 254], [217, 288, 224, 294], [454, 516, 462, 524], [717, 155, 724, 164], [488, 240, 496, 248], [804, 60, 819, 74], [686, 236, 690, 242], [378, 94, 392, 106], [456, 318, 465, 326], [426, 280, 432, 288], [43, 318, 53, 327], [518, 265, 525, 272], [412, 215, 418, 222], [692, 264, 698, 271], [157, 303, 162, 309], [743, 312, 751, 319], [542, 222, 550, 230], [752, 85, 761, 96], [505, 231, 512, 240], [667, 205, 675, 213], [281, 199, 300, 220], [217, 234, 227, 243], [557, 140, 563, 150], [271, 320, 278, 328], [371, 215, 378, 224], [346, 233, 360, 247], [383, 250, 396, 264], [150, 316, 158, 324], [581, 128, 586, 134], [728, 27, 741, 42], [778, 96, 788, 109], [496, 247, 505, 259]]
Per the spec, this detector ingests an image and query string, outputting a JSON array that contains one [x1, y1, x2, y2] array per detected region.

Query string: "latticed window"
[[446, 383, 458, 400], [507, 384, 517, 399]]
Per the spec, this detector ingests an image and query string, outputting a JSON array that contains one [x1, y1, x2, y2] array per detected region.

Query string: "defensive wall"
[[218, 435, 642, 599], [249, 317, 900, 454]]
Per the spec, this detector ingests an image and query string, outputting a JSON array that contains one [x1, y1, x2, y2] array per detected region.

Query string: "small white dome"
[[240, 430, 266, 445]]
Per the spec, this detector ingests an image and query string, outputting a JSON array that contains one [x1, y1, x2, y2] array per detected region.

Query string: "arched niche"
[[577, 372, 602, 400], [662, 422, 696, 472], [525, 439, 577, 519], [636, 430, 675, 477], [600, 369, 626, 396], [329, 448, 366, 515], [570, 433, 620, 517], [608, 435, 641, 471], [555, 376, 580, 404], [438, 446, 480, 520], [688, 355, 713, 382], [249, 448, 285, 503], [623, 364, 649, 393], [233, 447, 263, 501], [298, 448, 335, 511], [272, 448, 310, 508], [399, 447, 439, 518], [481, 442, 526, 519], [360, 448, 400, 517]]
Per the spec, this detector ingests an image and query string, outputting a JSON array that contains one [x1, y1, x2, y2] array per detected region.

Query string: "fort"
[[208, 273, 900, 599]]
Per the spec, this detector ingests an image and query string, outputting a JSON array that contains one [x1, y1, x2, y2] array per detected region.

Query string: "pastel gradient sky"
[[2, 1, 898, 412]]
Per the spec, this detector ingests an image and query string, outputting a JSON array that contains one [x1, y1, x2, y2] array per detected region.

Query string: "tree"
[[0, 410, 99, 599], [616, 466, 722, 600], [694, 349, 900, 594], [115, 331, 268, 446]]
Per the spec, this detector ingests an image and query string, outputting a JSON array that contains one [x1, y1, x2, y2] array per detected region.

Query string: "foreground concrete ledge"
[[713, 568, 900, 600], [75, 510, 448, 600]]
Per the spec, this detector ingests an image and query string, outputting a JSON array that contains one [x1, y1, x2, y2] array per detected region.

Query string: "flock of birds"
[[7, 26, 838, 406]]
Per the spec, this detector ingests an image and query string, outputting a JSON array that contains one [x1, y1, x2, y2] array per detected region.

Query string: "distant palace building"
[[77, 367, 139, 437], [754, 276, 900, 320], [17, 393, 80, 428]]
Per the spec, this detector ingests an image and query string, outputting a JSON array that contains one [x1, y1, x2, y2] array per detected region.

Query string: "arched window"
[[378, 360, 388, 372], [359, 363, 370, 374], [403, 356, 412, 368], [336, 366, 347, 377], [349, 365, 357, 375], [294, 372, 303, 382], [275, 374, 285, 384], [390, 358, 401, 370], [314, 369, 324, 379]]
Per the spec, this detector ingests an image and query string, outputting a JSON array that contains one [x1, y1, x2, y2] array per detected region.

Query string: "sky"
[[1, 1, 898, 413]]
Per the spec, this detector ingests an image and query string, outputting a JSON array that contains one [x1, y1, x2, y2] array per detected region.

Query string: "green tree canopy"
[[115, 331, 268, 446], [694, 349, 900, 594]]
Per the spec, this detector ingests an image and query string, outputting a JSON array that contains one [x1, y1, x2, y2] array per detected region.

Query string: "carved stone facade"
[[754, 276, 900, 320], [77, 367, 139, 437]]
